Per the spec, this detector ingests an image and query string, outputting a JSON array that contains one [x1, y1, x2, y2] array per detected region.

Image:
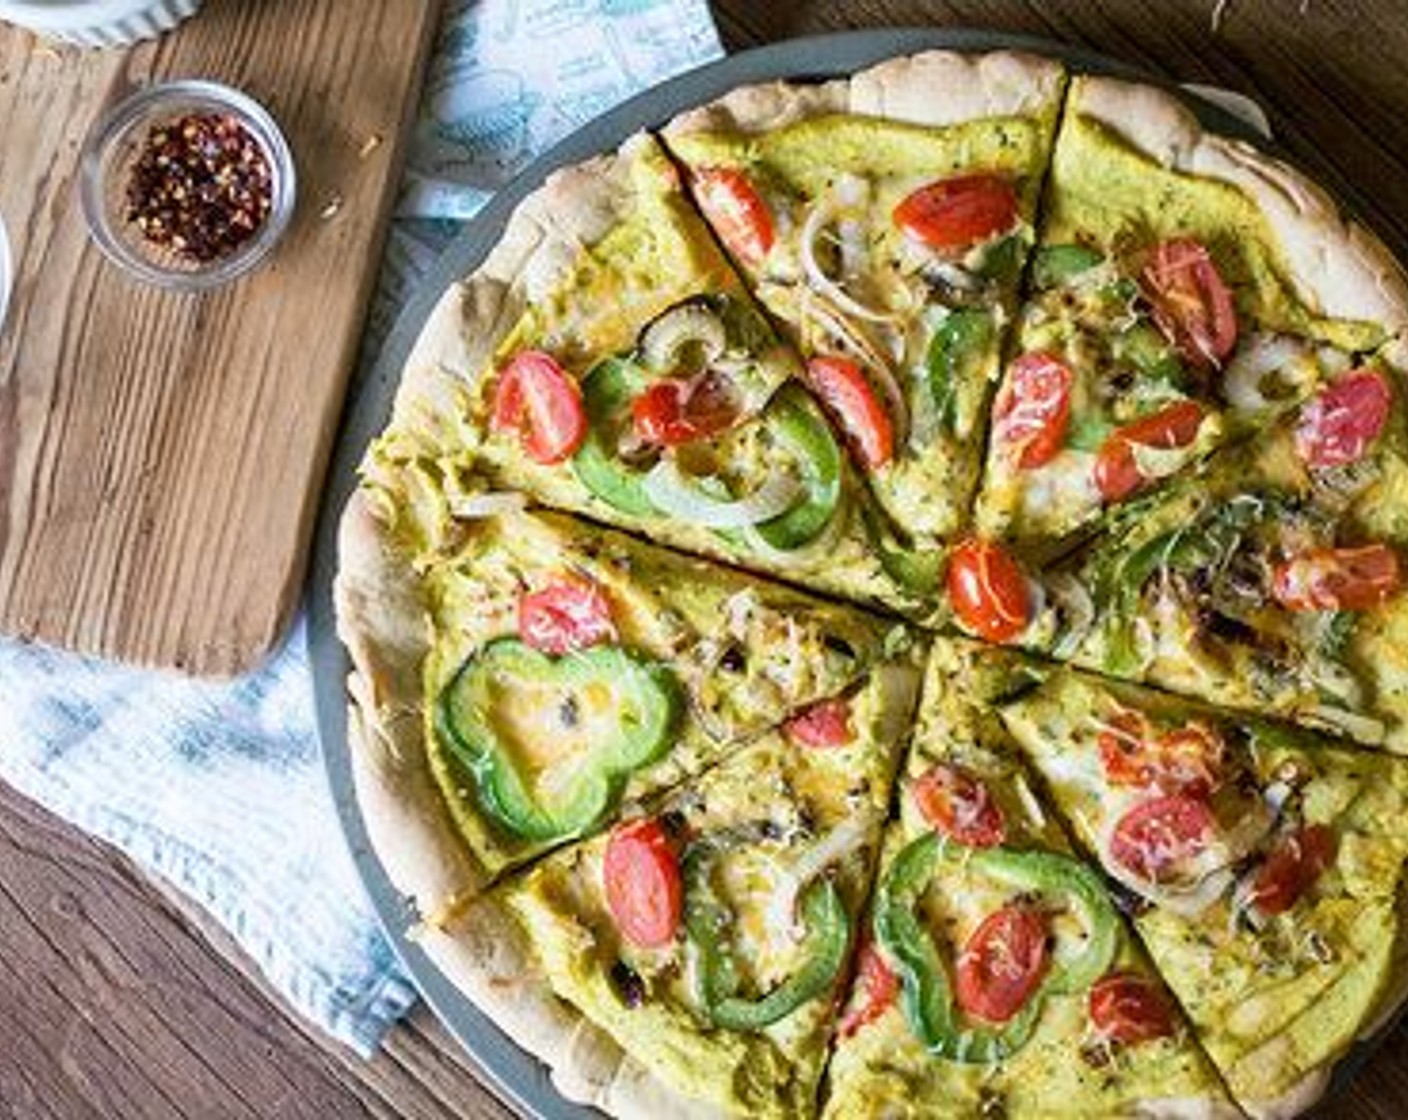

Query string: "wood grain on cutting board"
[[0, 0, 440, 675]]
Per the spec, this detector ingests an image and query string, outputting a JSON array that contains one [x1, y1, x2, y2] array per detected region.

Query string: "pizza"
[[664, 52, 1064, 551], [1021, 366, 1408, 751], [973, 76, 1406, 559], [1000, 668, 1408, 1116], [333, 47, 1408, 1120], [825, 640, 1236, 1118]]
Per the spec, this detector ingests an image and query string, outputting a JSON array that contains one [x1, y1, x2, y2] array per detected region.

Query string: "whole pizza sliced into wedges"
[[663, 50, 1066, 552], [973, 75, 1408, 557], [374, 130, 932, 615], [825, 638, 1236, 1118], [1000, 668, 1408, 1117], [1014, 343, 1408, 751], [336, 489, 911, 912], [405, 659, 922, 1119]]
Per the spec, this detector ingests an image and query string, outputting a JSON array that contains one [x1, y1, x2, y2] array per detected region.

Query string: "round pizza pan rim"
[[307, 26, 1386, 1120]]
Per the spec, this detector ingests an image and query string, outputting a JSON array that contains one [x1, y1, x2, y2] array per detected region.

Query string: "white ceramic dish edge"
[[0, 0, 202, 47]]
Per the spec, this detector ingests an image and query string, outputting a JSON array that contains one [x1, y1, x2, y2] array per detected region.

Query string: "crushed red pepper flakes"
[[125, 112, 273, 264]]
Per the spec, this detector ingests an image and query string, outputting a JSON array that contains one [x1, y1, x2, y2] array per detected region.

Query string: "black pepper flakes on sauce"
[[126, 112, 273, 263], [609, 959, 646, 1009]]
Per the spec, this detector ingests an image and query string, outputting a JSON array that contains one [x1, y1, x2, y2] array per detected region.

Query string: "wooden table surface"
[[3, 1, 1407, 1117]]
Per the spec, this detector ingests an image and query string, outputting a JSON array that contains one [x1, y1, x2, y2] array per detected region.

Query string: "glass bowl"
[[79, 79, 296, 291]]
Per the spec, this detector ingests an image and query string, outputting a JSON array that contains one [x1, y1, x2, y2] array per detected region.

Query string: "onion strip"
[[448, 491, 528, 520], [765, 813, 873, 939], [797, 183, 899, 326], [641, 460, 801, 528]]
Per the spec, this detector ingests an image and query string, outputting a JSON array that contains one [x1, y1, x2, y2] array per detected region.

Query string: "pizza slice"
[[1014, 343, 1408, 751], [336, 488, 912, 907], [974, 74, 1408, 556], [376, 130, 936, 616], [824, 639, 1235, 1118], [415, 659, 922, 1119], [662, 50, 1066, 550], [1000, 668, 1408, 1117]]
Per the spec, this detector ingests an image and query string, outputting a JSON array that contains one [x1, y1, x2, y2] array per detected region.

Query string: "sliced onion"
[[799, 186, 899, 325], [765, 813, 873, 939], [1303, 703, 1386, 745], [922, 259, 983, 294], [639, 302, 726, 371], [1317, 344, 1353, 376], [642, 460, 801, 528], [1306, 654, 1364, 708], [448, 491, 528, 519], [1127, 867, 1236, 919], [1046, 572, 1096, 659], [1129, 439, 1201, 482], [1014, 773, 1048, 828], [1223, 333, 1311, 414], [1261, 779, 1295, 818], [1067, 259, 1123, 294]]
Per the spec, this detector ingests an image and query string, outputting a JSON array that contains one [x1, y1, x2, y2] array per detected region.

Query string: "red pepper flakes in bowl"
[[79, 80, 296, 291], [126, 112, 274, 264]]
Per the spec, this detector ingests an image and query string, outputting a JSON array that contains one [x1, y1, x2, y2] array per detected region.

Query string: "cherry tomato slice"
[[893, 174, 1019, 253], [631, 373, 740, 447], [518, 576, 616, 656], [1271, 544, 1402, 611], [838, 941, 899, 1039], [1093, 400, 1205, 503], [1249, 824, 1336, 916], [992, 352, 1073, 469], [911, 762, 1007, 848], [946, 537, 1030, 643], [1140, 239, 1238, 369], [491, 350, 588, 465], [692, 167, 775, 267], [1109, 795, 1215, 885], [1294, 369, 1392, 468], [1089, 971, 1176, 1045], [806, 356, 895, 469], [1098, 712, 1222, 798], [785, 698, 854, 749], [603, 818, 682, 949], [955, 905, 1049, 1024]]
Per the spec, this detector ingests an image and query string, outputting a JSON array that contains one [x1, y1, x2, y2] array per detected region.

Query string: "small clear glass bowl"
[[79, 79, 296, 291]]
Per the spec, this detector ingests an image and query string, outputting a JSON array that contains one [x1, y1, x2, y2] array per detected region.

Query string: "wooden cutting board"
[[0, 0, 441, 675]]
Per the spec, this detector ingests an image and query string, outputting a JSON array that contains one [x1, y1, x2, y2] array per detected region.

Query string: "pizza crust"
[[847, 48, 1065, 126], [421, 897, 725, 1119], [385, 131, 666, 443], [1069, 75, 1408, 339], [664, 48, 1063, 138], [335, 489, 489, 916]]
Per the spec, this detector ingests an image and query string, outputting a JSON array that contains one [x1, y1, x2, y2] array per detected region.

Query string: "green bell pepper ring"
[[572, 358, 657, 517], [751, 385, 844, 551], [684, 829, 852, 1031], [436, 638, 681, 842], [1031, 244, 1104, 290], [874, 834, 1119, 1062], [926, 309, 994, 435]]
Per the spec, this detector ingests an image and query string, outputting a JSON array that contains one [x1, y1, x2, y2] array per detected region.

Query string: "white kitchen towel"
[[0, 0, 722, 1058]]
